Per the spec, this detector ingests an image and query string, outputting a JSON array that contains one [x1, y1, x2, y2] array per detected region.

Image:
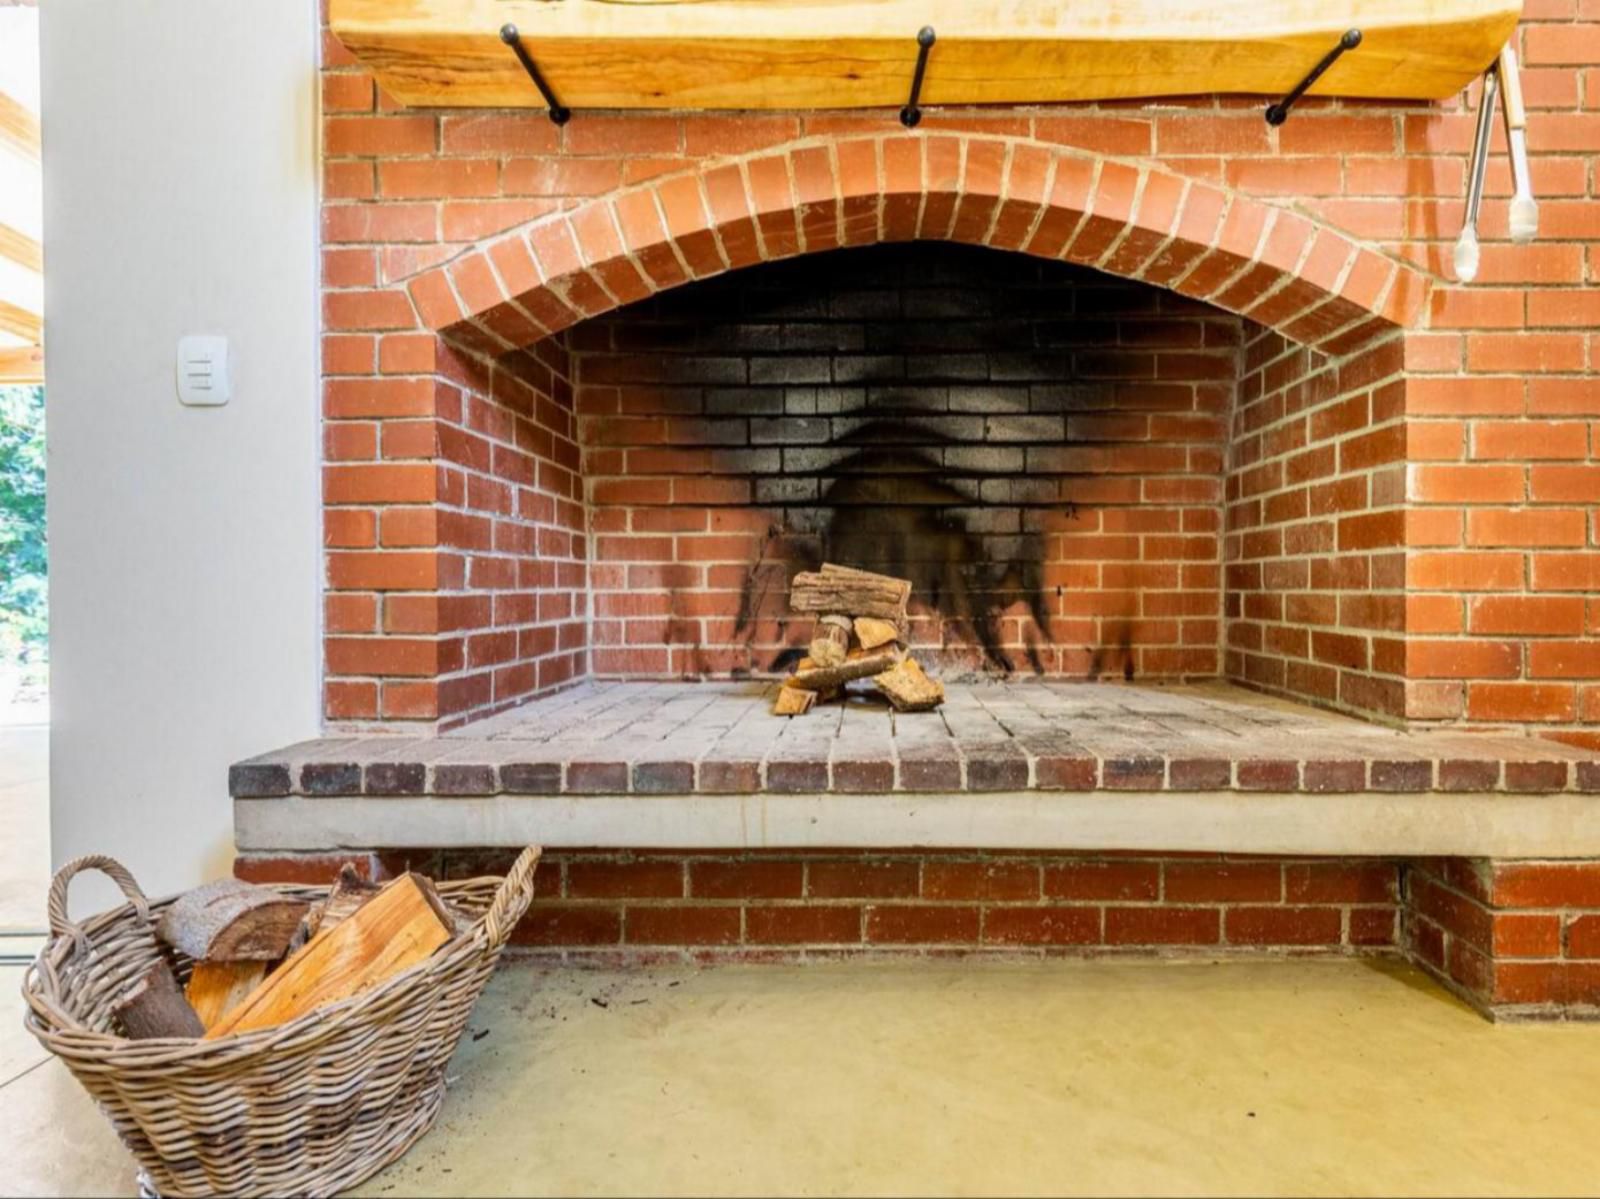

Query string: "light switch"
[[177, 335, 231, 406]]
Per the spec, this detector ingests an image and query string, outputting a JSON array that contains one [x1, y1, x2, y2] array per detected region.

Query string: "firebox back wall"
[[574, 244, 1237, 680]]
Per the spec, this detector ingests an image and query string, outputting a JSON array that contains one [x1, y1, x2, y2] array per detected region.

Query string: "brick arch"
[[403, 133, 1430, 360]]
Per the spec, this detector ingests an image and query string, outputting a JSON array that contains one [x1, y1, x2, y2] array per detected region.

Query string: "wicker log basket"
[[22, 847, 542, 1199]]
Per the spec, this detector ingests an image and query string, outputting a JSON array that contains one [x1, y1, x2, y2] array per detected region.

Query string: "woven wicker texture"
[[22, 848, 541, 1199]]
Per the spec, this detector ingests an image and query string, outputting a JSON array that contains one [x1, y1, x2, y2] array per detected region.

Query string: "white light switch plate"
[[177, 335, 230, 406]]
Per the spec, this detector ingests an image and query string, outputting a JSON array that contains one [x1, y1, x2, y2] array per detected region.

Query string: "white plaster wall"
[[41, 1, 321, 905]]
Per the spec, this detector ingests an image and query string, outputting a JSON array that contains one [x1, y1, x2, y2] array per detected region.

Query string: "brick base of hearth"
[[1405, 858, 1600, 1019], [233, 848, 1600, 1021]]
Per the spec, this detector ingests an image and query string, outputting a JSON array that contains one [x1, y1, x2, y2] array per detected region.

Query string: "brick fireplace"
[[324, 132, 1429, 730], [234, 8, 1600, 1020]]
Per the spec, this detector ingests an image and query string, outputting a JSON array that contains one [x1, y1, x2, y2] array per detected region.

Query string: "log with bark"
[[204, 873, 455, 1040], [112, 960, 206, 1040], [789, 563, 909, 628], [157, 878, 310, 962]]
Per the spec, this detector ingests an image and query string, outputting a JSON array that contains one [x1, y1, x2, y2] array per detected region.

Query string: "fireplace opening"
[[332, 232, 1405, 730], [573, 242, 1239, 685]]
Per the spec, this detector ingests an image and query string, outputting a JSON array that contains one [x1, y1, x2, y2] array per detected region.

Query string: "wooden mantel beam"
[[330, 0, 1521, 112]]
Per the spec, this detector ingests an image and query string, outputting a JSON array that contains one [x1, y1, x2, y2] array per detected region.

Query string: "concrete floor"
[[4, 957, 1600, 1197], [0, 720, 49, 930]]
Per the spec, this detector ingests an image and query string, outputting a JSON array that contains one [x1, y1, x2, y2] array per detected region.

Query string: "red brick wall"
[[575, 244, 1231, 680], [1406, 857, 1600, 1016], [1227, 331, 1409, 719], [318, 4, 1600, 735], [324, 333, 587, 726], [238, 841, 1600, 1013], [1403, 317, 1600, 735], [238, 849, 1401, 958]]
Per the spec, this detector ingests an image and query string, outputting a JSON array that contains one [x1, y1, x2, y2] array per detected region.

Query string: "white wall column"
[[40, 0, 321, 900]]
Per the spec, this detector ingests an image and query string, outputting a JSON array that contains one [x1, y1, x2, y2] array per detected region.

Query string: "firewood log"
[[873, 656, 945, 711], [773, 686, 818, 716], [822, 562, 900, 585], [300, 862, 384, 943], [112, 960, 205, 1040], [789, 563, 910, 627], [157, 878, 310, 962], [789, 646, 901, 691], [808, 615, 852, 667], [852, 616, 901, 651], [185, 960, 272, 1032], [204, 873, 455, 1039]]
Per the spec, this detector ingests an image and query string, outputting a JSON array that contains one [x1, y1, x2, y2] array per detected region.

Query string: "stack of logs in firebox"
[[774, 563, 945, 716], [108, 866, 457, 1041]]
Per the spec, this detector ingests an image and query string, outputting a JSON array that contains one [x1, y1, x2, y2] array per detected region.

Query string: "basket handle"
[[46, 854, 154, 956], [474, 845, 542, 949]]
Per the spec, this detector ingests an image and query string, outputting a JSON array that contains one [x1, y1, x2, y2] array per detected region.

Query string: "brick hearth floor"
[[232, 681, 1600, 799]]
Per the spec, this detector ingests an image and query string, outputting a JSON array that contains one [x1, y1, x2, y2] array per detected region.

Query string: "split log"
[[853, 616, 901, 651], [874, 657, 945, 712], [185, 960, 272, 1032], [773, 686, 818, 716], [205, 873, 455, 1040], [301, 862, 384, 943], [789, 563, 910, 627], [808, 615, 852, 668], [112, 961, 205, 1040], [789, 646, 901, 692], [157, 878, 310, 962]]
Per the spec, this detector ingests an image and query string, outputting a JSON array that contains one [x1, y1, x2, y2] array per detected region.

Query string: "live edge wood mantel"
[[329, 0, 1521, 112]]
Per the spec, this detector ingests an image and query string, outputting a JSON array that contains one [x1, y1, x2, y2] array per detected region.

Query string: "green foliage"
[[0, 384, 47, 667]]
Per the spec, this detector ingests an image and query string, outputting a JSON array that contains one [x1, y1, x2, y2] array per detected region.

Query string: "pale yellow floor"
[[4, 958, 1599, 1197]]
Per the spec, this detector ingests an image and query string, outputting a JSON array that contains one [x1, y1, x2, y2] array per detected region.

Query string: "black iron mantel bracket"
[[1265, 29, 1362, 126], [501, 24, 571, 125], [900, 26, 937, 128]]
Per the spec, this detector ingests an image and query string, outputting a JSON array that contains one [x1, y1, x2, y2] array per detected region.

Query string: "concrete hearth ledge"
[[235, 791, 1600, 858], [230, 682, 1600, 857]]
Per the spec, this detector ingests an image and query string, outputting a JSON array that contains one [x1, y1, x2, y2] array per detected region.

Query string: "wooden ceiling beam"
[[0, 90, 40, 162], [0, 298, 41, 344], [0, 222, 42, 275], [0, 345, 43, 384]]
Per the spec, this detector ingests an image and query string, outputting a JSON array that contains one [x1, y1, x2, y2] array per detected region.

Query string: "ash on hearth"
[[772, 563, 944, 716]]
